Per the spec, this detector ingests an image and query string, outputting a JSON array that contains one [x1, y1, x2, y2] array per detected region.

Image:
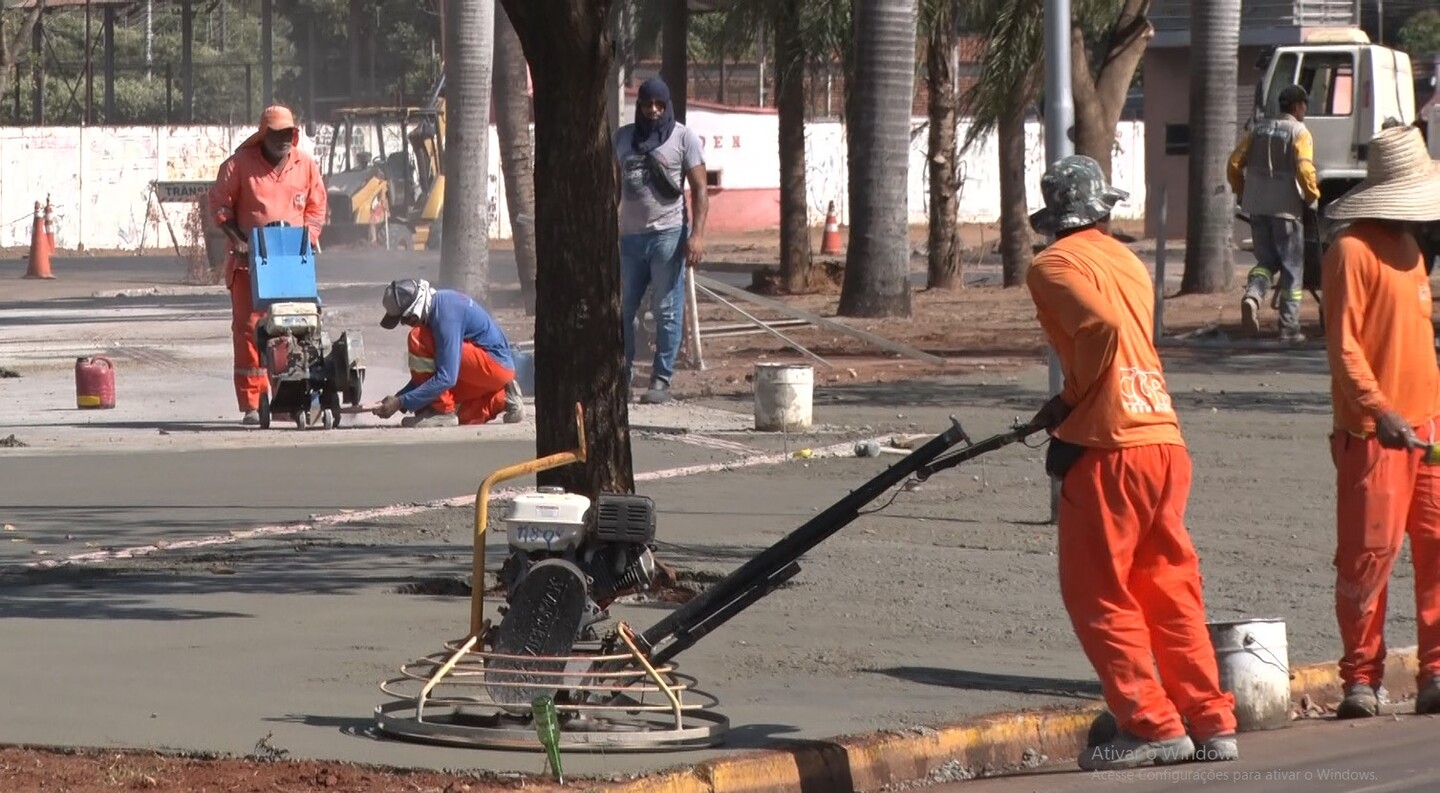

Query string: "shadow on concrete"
[[0, 529, 482, 621], [870, 666, 1102, 701]]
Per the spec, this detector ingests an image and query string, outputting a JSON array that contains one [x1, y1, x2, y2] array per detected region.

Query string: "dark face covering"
[[632, 77, 676, 154]]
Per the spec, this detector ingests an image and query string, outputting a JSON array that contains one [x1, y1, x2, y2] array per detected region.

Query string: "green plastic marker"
[[1426, 444, 1440, 466], [532, 696, 563, 784]]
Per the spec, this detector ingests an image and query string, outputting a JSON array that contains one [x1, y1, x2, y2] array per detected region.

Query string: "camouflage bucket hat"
[[1029, 155, 1130, 235]]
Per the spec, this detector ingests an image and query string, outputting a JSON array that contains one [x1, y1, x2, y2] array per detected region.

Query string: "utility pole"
[[1043, 0, 1073, 524]]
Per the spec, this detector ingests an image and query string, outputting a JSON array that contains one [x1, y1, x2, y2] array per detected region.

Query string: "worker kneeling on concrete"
[[1319, 125, 1440, 719], [372, 278, 524, 428], [1025, 155, 1238, 771]]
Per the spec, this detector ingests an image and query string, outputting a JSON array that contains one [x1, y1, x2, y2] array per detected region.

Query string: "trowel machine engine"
[[498, 488, 660, 643]]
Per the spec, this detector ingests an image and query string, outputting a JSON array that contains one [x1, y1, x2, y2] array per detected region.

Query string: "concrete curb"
[[599, 647, 1422, 793]]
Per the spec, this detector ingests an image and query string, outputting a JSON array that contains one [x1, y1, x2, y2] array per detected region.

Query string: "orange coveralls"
[[1027, 228, 1237, 743], [207, 137, 327, 412], [1320, 221, 1440, 692], [405, 326, 512, 425]]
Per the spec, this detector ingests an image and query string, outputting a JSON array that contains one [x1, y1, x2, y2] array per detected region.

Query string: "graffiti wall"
[[0, 114, 1143, 251], [0, 123, 507, 251]]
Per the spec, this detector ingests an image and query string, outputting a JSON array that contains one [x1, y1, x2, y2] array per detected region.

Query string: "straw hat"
[[1324, 125, 1440, 223]]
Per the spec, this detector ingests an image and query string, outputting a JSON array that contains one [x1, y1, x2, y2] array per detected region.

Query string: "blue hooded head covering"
[[632, 77, 676, 154]]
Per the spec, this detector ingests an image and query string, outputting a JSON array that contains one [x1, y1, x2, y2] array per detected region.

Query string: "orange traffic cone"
[[43, 195, 55, 250], [24, 200, 55, 280], [820, 200, 843, 255]]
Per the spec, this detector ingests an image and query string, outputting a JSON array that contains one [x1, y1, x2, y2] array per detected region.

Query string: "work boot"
[[1191, 733, 1240, 762], [503, 380, 525, 424], [241, 410, 260, 426], [639, 378, 674, 405], [1280, 327, 1307, 345], [1077, 731, 1194, 771], [1240, 295, 1261, 335], [1415, 679, 1440, 714], [1336, 683, 1380, 719], [401, 409, 458, 428]]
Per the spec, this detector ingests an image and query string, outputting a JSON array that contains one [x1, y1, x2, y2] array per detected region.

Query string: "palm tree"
[[498, 0, 634, 497], [437, 0, 495, 301], [921, 0, 963, 289], [956, 0, 1041, 287], [776, 0, 813, 293], [837, 0, 919, 318], [493, 4, 538, 315], [1179, 0, 1239, 294]]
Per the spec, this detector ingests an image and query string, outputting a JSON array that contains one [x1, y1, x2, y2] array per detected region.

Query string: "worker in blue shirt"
[[373, 278, 524, 427]]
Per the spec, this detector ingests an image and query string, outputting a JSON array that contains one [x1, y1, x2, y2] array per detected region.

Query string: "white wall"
[[0, 115, 1146, 252]]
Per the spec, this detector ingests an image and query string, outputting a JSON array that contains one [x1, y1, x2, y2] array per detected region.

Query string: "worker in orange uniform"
[[1319, 124, 1440, 719], [208, 105, 327, 425], [1024, 155, 1238, 771], [373, 278, 524, 428]]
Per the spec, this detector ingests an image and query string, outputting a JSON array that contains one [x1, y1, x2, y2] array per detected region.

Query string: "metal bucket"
[[1208, 618, 1291, 732]]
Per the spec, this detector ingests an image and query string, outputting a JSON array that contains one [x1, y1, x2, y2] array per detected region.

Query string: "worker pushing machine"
[[1024, 155, 1239, 771], [1227, 84, 1321, 343], [208, 105, 328, 425], [1319, 124, 1440, 719], [372, 278, 524, 428]]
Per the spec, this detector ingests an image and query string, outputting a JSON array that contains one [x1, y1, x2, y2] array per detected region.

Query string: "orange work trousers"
[[1058, 443, 1237, 742], [226, 257, 269, 412], [1331, 423, 1440, 690], [407, 326, 514, 425]]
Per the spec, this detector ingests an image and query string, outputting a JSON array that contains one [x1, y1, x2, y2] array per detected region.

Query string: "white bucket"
[[1208, 618, 1291, 732], [753, 363, 813, 432]]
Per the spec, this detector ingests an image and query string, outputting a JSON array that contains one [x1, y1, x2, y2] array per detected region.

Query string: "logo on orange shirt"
[[1119, 367, 1173, 415], [293, 192, 306, 208]]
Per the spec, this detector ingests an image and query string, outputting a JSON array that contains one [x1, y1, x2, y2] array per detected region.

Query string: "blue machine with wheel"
[[249, 222, 366, 429]]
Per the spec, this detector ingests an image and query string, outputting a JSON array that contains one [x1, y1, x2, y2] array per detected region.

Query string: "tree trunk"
[[494, 4, 538, 316], [499, 0, 633, 498], [838, 0, 918, 318], [776, 0, 812, 294], [1180, 0, 1239, 294], [1069, 0, 1152, 182], [924, 13, 961, 290], [998, 102, 1032, 287], [0, 0, 46, 114], [438, 0, 495, 301]]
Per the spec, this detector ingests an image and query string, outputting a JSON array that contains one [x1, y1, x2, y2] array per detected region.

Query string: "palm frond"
[[957, 0, 1043, 153]]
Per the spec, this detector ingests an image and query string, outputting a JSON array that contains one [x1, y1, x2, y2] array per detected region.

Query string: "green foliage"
[[278, 0, 440, 113], [1399, 9, 1440, 58], [1, 1, 297, 125], [956, 0, 1140, 153]]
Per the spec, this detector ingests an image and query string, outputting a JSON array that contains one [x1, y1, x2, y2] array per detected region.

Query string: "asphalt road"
[[940, 714, 1440, 793]]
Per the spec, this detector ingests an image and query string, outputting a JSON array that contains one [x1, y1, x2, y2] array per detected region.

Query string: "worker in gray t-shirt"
[[613, 76, 709, 405]]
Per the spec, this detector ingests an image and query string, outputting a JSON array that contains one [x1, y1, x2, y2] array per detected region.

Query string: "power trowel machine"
[[248, 222, 367, 430], [484, 416, 1038, 724]]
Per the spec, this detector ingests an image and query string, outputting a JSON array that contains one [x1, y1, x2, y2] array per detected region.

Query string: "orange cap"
[[258, 105, 296, 132]]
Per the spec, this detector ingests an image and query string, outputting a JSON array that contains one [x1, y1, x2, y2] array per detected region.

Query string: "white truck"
[[1250, 28, 1439, 286]]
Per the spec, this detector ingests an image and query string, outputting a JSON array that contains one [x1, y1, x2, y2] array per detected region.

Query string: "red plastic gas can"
[[75, 356, 116, 409]]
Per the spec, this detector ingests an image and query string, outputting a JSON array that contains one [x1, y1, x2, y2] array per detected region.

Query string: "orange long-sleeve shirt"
[[208, 142, 327, 246], [1027, 228, 1184, 449], [1321, 221, 1440, 435]]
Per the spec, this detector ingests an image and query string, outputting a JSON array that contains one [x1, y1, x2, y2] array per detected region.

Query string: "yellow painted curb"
[[599, 646, 1423, 793]]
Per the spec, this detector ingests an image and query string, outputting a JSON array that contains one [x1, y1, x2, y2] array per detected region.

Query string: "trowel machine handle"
[[912, 418, 1037, 483], [628, 415, 1036, 668]]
